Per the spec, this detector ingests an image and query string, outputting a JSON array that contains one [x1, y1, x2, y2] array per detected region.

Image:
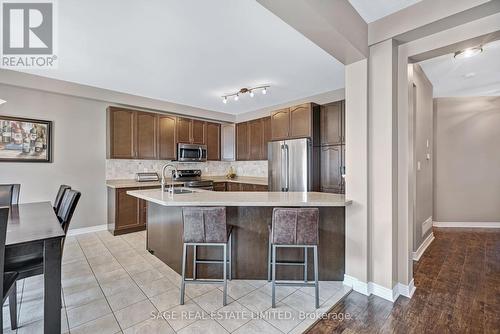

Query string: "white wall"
[[368, 39, 399, 291], [433, 96, 500, 223], [344, 59, 369, 285], [0, 84, 108, 229], [411, 64, 434, 250]]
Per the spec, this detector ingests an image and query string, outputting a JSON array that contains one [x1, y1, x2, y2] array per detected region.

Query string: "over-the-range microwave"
[[177, 143, 207, 162]]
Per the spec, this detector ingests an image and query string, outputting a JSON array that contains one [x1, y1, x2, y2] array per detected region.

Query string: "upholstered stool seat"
[[180, 207, 232, 306], [269, 208, 320, 308]]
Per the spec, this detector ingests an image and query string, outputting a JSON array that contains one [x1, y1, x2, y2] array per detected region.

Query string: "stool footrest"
[[183, 279, 224, 285], [195, 259, 229, 264], [274, 281, 316, 288], [272, 261, 306, 266]]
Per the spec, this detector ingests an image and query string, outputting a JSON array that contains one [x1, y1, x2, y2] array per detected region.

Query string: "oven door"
[[177, 144, 207, 162]]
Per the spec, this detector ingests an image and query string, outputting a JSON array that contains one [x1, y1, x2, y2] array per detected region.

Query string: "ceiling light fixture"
[[454, 46, 483, 59], [0, 99, 6, 105], [221, 85, 270, 103]]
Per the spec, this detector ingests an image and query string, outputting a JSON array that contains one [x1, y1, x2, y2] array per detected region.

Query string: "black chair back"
[[53, 185, 71, 213], [57, 190, 81, 235], [0, 184, 20, 206], [0, 207, 9, 291]]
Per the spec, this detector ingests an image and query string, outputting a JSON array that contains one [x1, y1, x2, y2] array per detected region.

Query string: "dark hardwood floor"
[[307, 228, 500, 333]]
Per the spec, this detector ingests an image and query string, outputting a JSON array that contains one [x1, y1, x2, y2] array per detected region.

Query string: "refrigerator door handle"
[[280, 143, 286, 192], [284, 143, 289, 192]]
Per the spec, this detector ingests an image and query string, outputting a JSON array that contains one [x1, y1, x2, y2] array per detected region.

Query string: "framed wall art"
[[0, 116, 52, 162]]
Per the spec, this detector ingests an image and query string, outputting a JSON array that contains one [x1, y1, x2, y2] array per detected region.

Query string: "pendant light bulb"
[[222, 96, 227, 104], [234, 94, 239, 101], [262, 87, 267, 95], [249, 90, 254, 98]]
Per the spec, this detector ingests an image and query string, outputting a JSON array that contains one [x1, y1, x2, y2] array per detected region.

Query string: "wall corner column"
[[344, 58, 369, 294]]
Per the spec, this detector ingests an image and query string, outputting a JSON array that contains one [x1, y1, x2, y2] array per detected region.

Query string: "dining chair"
[[4, 190, 81, 280], [53, 185, 71, 213], [3, 190, 81, 331], [0, 184, 20, 206], [1, 207, 20, 330]]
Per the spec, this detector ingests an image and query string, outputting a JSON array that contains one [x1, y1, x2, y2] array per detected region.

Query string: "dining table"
[[5, 201, 65, 333]]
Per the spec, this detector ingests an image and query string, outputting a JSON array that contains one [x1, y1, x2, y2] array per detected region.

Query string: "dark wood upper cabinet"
[[158, 115, 176, 160], [136, 112, 158, 159], [236, 122, 249, 161], [108, 108, 135, 159], [236, 117, 270, 161], [192, 120, 206, 145], [262, 117, 271, 160], [106, 108, 220, 163], [248, 119, 263, 160], [289, 103, 312, 138], [176, 117, 192, 143], [176, 118, 206, 145], [320, 101, 344, 145], [270, 108, 290, 140], [206, 122, 220, 160], [270, 103, 318, 142]]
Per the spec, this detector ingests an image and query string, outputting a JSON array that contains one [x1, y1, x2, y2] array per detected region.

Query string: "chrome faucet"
[[161, 163, 178, 193]]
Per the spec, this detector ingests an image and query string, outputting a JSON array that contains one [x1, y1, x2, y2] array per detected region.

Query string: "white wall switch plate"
[[417, 161, 421, 171]]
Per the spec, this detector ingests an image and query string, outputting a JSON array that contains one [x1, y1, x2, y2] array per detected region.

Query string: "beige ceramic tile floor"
[[2, 230, 350, 334]]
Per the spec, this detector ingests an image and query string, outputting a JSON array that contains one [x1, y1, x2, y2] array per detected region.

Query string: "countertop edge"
[[127, 190, 352, 207]]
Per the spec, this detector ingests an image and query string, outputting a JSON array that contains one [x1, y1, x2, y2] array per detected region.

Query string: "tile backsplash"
[[106, 159, 268, 179]]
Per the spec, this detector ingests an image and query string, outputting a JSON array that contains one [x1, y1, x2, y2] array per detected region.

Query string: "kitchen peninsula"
[[127, 188, 351, 281]]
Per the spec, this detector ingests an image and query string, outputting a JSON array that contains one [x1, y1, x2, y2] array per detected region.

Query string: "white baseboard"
[[67, 224, 107, 236], [422, 216, 433, 236], [369, 282, 396, 302], [343, 274, 369, 296], [433, 221, 500, 228], [343, 275, 416, 302], [396, 279, 416, 298], [412, 232, 434, 261]]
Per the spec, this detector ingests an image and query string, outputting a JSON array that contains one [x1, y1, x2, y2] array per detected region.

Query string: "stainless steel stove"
[[172, 169, 213, 190]]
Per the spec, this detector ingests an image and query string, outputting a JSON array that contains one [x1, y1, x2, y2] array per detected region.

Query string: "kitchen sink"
[[165, 188, 194, 194]]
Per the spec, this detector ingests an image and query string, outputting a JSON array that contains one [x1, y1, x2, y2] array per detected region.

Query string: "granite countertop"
[[106, 176, 268, 189], [127, 188, 351, 207]]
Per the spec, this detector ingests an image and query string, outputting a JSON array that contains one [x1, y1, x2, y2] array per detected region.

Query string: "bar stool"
[[269, 208, 320, 308], [180, 207, 232, 306]]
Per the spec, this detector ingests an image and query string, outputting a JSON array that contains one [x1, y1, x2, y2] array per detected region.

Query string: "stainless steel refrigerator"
[[268, 138, 319, 192]]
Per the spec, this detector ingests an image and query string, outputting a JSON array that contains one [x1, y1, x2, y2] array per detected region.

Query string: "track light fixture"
[[454, 46, 483, 59], [221, 85, 270, 103]]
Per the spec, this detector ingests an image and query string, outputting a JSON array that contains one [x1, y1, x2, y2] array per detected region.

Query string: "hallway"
[[307, 228, 500, 333]]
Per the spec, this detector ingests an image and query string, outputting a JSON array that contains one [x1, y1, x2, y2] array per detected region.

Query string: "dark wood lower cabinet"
[[320, 145, 345, 194], [213, 182, 226, 191], [223, 182, 268, 192], [108, 186, 159, 235], [147, 205, 345, 280]]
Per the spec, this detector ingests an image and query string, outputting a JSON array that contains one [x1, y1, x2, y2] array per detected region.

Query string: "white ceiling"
[[19, 0, 344, 115], [348, 0, 421, 23], [419, 40, 500, 97]]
